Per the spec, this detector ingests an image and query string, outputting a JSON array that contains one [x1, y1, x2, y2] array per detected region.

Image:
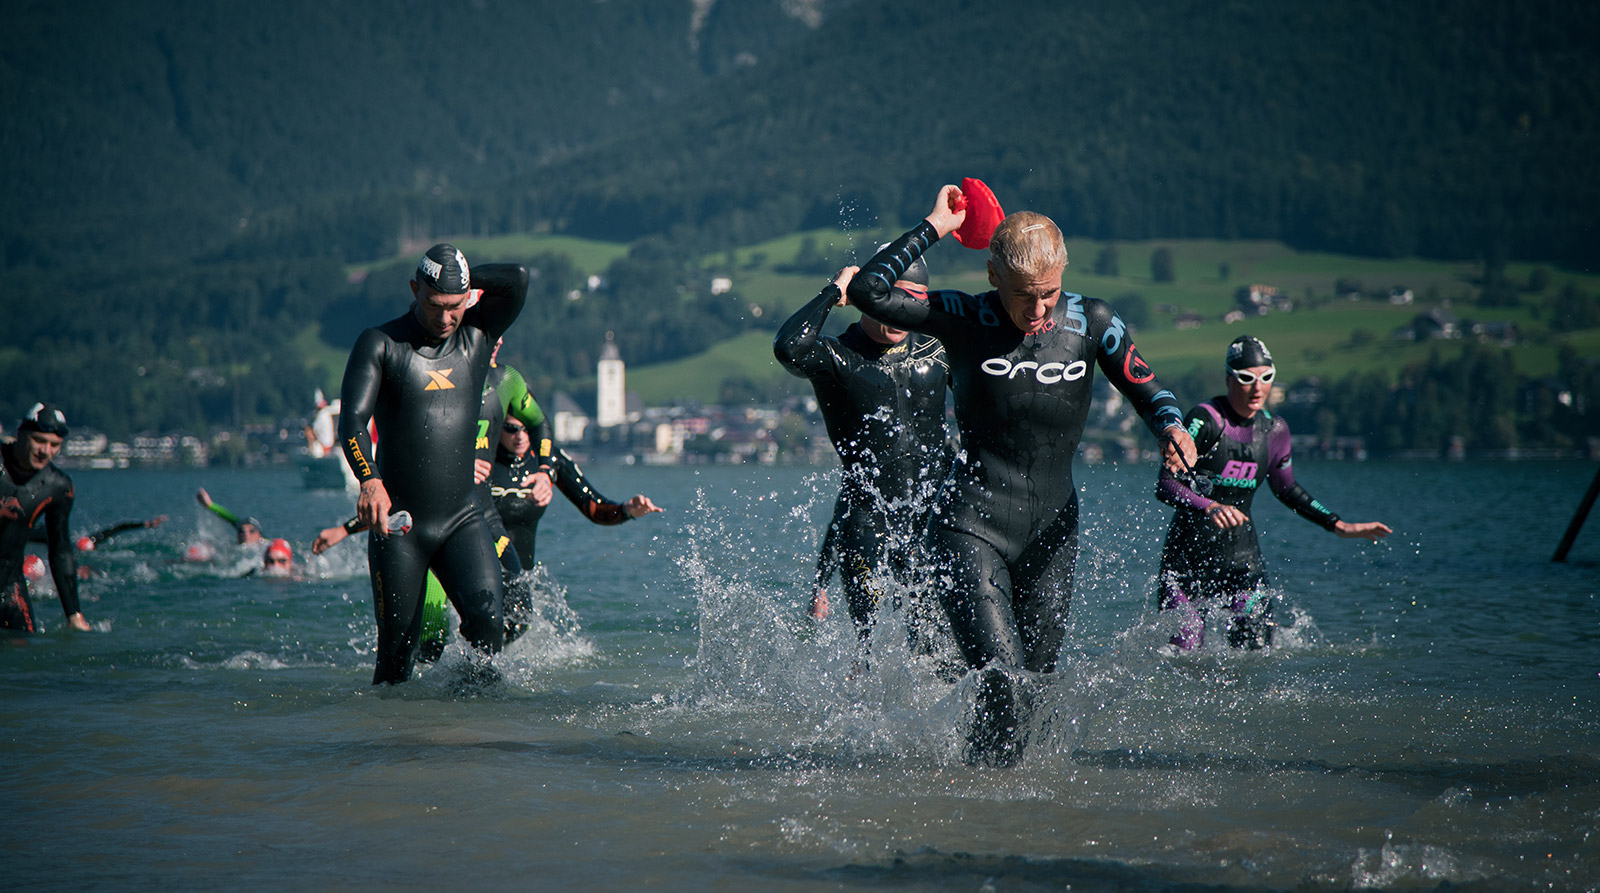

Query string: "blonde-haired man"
[[847, 186, 1196, 764]]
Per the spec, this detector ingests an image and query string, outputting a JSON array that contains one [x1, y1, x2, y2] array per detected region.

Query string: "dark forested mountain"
[[2, 0, 1595, 439]]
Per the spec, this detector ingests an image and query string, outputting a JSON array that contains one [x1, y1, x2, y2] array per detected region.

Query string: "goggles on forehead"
[[1227, 367, 1276, 386]]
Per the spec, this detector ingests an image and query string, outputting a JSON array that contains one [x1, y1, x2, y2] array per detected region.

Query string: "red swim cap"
[[23, 554, 45, 580], [266, 538, 293, 561], [951, 177, 1005, 250], [76, 536, 95, 552]]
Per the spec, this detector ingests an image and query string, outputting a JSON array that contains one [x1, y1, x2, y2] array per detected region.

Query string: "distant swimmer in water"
[[0, 403, 92, 632], [195, 488, 265, 545], [774, 258, 952, 651], [1154, 335, 1392, 650], [338, 243, 527, 684], [847, 185, 1197, 765]]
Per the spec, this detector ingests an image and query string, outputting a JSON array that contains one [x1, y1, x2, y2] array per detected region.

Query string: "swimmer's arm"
[[1089, 300, 1193, 471], [775, 273, 852, 378], [313, 518, 369, 554], [1155, 409, 1220, 511], [466, 263, 529, 342], [809, 525, 839, 620], [553, 450, 631, 525], [89, 519, 160, 547], [196, 487, 243, 527], [847, 221, 944, 334], [1263, 419, 1344, 532], [43, 493, 85, 627], [338, 329, 394, 531]]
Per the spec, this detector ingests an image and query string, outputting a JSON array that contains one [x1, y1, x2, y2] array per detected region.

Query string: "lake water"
[[3, 460, 1597, 891]]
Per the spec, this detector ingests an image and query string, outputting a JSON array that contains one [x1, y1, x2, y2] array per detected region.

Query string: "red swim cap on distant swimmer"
[[951, 177, 1004, 249], [76, 536, 94, 552], [23, 554, 45, 580]]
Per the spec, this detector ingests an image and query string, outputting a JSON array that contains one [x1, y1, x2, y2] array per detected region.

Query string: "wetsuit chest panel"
[[0, 459, 72, 586], [1193, 399, 1272, 512], [370, 319, 491, 511], [942, 293, 1098, 491], [817, 328, 951, 494]]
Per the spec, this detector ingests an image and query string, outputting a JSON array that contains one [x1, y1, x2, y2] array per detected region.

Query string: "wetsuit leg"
[[1223, 574, 1274, 649], [834, 510, 888, 641], [932, 527, 1025, 671], [1009, 502, 1079, 673], [427, 518, 505, 655], [1, 580, 36, 633], [929, 526, 1030, 765], [497, 536, 535, 645], [1157, 574, 1206, 650], [368, 533, 436, 684]]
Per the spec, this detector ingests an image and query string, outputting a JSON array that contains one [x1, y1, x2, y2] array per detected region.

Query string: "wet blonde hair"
[[987, 212, 1067, 279]]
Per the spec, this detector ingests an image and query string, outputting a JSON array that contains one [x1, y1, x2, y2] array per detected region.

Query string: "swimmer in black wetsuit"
[[774, 258, 952, 644], [0, 403, 91, 633], [847, 186, 1198, 764], [490, 416, 661, 569], [338, 243, 528, 684], [1154, 335, 1392, 650]]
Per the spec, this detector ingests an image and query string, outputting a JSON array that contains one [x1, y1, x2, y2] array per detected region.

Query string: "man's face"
[[988, 263, 1064, 334], [410, 280, 472, 340], [238, 523, 263, 545], [1226, 364, 1275, 417], [20, 431, 63, 471]]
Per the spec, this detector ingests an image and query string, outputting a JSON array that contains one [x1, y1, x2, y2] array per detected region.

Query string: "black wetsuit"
[[1154, 397, 1340, 648], [773, 283, 952, 635], [491, 445, 634, 569], [0, 443, 79, 632], [849, 222, 1183, 762], [339, 264, 527, 684], [473, 362, 553, 646]]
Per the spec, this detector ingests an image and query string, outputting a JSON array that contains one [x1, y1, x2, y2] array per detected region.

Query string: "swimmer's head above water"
[[410, 243, 474, 340], [985, 212, 1067, 335]]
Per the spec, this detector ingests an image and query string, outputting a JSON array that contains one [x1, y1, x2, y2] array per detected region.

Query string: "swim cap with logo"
[[1226, 335, 1273, 370], [415, 243, 471, 295], [18, 402, 68, 438]]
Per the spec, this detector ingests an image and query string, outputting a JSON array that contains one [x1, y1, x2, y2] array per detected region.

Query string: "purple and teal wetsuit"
[[1155, 396, 1340, 649]]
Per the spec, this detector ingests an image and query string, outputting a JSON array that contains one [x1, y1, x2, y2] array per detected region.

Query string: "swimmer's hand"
[[809, 588, 830, 621], [66, 612, 91, 632], [146, 515, 169, 528], [831, 266, 860, 304], [195, 487, 213, 509], [1336, 520, 1392, 541], [357, 479, 393, 536], [312, 525, 348, 555], [924, 184, 967, 239], [1160, 426, 1199, 475], [624, 495, 663, 518], [526, 471, 553, 506], [1205, 503, 1250, 529], [473, 458, 492, 485]]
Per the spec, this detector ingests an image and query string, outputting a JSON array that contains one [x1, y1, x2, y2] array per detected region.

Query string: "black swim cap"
[[1226, 335, 1273, 369], [18, 402, 68, 437], [876, 242, 929, 287], [415, 243, 471, 294]]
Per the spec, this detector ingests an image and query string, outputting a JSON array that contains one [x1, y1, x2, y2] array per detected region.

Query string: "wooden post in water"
[[1552, 465, 1600, 562]]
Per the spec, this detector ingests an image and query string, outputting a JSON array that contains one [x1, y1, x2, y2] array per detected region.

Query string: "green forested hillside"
[[1, 0, 1595, 447]]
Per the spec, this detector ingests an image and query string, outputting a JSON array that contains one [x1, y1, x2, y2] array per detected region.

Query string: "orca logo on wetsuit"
[[980, 357, 1088, 383], [424, 369, 455, 391]]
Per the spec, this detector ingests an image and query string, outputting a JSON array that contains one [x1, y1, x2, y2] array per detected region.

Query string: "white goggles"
[[1228, 367, 1276, 386]]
